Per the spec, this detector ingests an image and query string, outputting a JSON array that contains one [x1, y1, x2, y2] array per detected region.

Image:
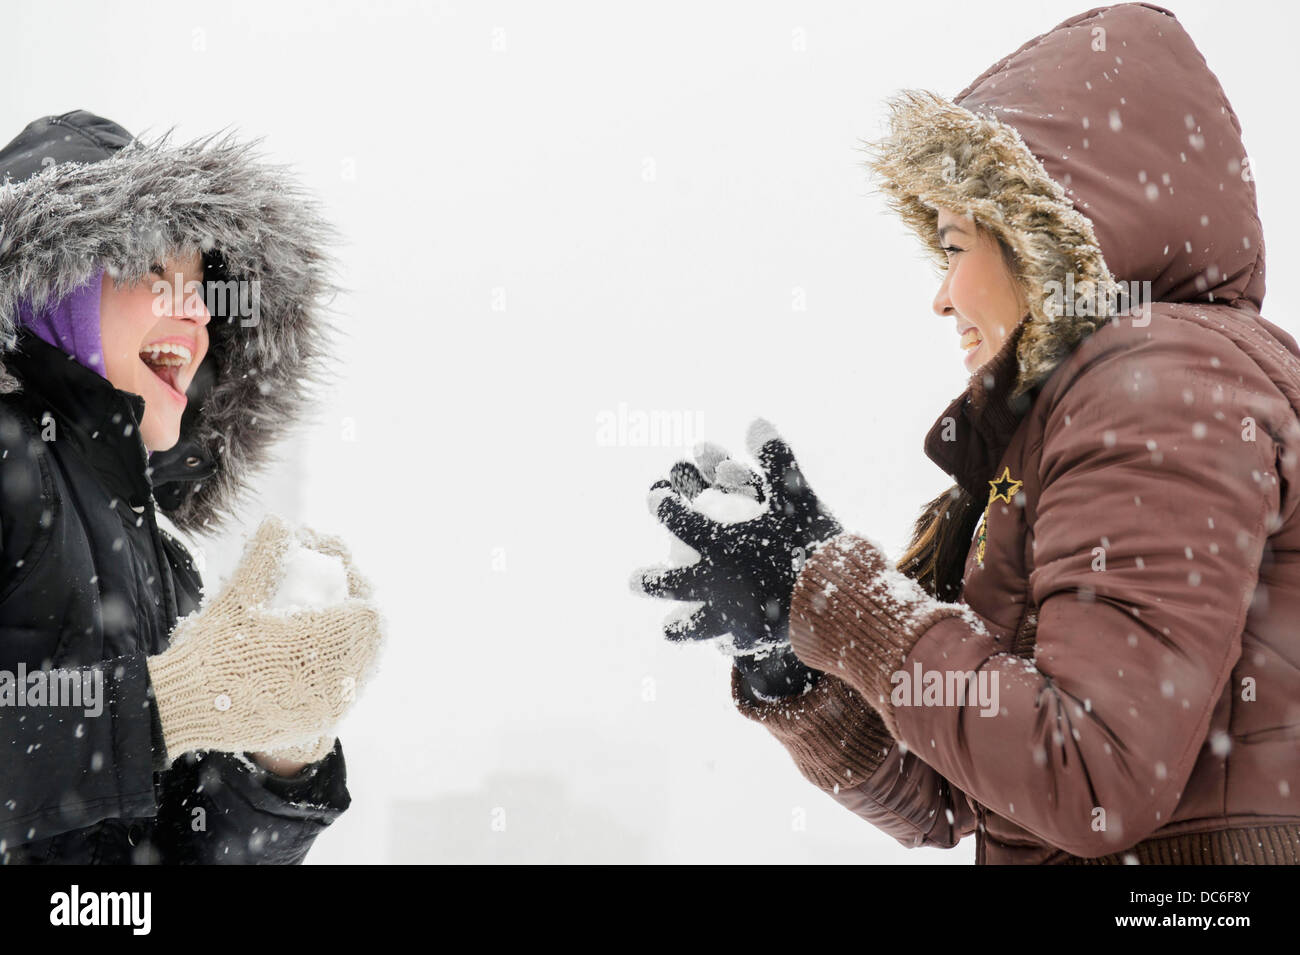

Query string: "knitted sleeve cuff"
[[730, 663, 895, 791], [789, 533, 988, 738], [145, 634, 215, 764]]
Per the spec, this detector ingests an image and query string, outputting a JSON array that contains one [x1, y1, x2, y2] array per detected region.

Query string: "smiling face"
[[100, 250, 211, 452], [932, 208, 1028, 374]]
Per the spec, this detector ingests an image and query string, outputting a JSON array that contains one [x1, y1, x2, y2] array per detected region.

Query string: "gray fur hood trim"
[[0, 129, 342, 536]]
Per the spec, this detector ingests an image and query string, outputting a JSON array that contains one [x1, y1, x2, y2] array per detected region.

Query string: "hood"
[[0, 110, 342, 537], [866, 2, 1265, 399]]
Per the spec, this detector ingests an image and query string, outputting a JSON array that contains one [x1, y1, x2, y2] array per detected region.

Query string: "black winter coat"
[[0, 331, 350, 863], [0, 111, 351, 863]]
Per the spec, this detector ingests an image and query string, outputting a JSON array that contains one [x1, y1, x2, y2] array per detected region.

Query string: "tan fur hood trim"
[[861, 4, 1267, 401], [865, 89, 1118, 400]]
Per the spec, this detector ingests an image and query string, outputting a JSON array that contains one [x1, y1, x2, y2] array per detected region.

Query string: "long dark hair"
[[896, 483, 981, 600]]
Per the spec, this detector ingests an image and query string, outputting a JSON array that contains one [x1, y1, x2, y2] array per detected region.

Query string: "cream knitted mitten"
[[256, 526, 378, 765], [146, 514, 383, 767]]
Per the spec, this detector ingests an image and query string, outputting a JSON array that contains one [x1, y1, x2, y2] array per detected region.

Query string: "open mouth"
[[960, 327, 983, 353], [139, 342, 192, 399]]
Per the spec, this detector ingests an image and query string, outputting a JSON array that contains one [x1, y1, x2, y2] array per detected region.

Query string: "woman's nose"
[[933, 270, 955, 318], [184, 290, 212, 327]]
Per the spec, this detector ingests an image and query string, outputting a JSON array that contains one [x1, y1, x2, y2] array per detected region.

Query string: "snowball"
[[268, 541, 349, 611], [659, 485, 770, 647], [691, 488, 766, 524], [664, 488, 766, 568]]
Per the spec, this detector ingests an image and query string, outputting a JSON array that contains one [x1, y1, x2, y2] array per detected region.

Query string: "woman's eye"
[[149, 263, 166, 277], [941, 245, 964, 256]]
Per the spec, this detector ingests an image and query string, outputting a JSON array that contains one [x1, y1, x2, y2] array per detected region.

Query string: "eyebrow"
[[937, 224, 971, 242]]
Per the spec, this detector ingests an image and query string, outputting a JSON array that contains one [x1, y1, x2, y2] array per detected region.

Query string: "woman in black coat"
[[0, 110, 381, 863]]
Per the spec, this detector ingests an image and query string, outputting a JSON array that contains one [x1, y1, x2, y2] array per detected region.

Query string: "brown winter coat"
[[734, 3, 1300, 864]]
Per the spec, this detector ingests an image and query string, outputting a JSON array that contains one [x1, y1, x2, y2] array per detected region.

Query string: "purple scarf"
[[17, 267, 107, 379], [17, 267, 157, 459]]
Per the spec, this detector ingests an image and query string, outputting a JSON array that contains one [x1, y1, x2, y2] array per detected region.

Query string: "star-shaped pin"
[[988, 466, 1023, 505]]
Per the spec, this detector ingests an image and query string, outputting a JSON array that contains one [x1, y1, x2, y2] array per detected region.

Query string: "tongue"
[[146, 361, 177, 392]]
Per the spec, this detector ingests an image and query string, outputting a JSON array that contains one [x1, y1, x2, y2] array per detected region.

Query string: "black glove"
[[633, 420, 843, 702]]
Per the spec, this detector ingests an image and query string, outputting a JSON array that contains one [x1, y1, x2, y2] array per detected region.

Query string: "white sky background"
[[3, 0, 1297, 863]]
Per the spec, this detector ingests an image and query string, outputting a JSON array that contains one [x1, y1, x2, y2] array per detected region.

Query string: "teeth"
[[140, 342, 192, 366], [960, 328, 982, 351]]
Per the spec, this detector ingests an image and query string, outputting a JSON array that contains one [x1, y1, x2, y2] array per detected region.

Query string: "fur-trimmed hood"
[[866, 2, 1265, 399], [0, 110, 341, 537]]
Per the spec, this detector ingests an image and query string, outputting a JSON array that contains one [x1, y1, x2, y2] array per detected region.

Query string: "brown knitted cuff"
[[1055, 824, 1300, 865], [730, 664, 895, 791], [790, 533, 984, 739]]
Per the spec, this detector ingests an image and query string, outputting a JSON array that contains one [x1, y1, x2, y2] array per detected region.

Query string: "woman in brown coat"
[[637, 3, 1300, 864]]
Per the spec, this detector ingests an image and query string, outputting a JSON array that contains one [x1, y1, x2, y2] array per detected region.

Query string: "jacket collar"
[[6, 328, 156, 507], [923, 316, 1035, 499]]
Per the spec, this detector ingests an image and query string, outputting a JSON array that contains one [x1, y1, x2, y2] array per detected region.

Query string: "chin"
[[141, 425, 181, 454]]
